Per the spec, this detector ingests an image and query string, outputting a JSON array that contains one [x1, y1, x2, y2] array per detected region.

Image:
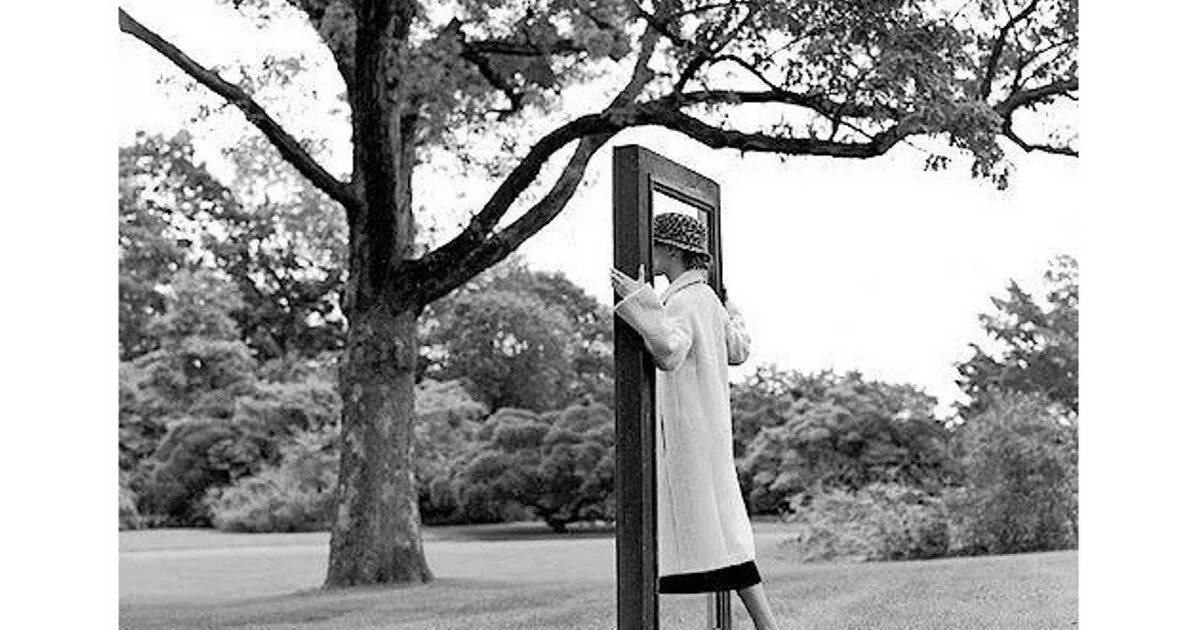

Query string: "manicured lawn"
[[120, 521, 1076, 629]]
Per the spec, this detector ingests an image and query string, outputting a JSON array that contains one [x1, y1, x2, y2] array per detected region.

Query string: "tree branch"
[[980, 0, 1040, 101], [672, 2, 763, 93], [415, 114, 620, 284], [611, 5, 666, 108], [664, 1, 745, 20], [637, 107, 913, 158], [630, 2, 690, 49], [456, 43, 525, 116], [675, 89, 895, 121], [414, 13, 667, 303], [447, 18, 590, 119], [282, 0, 355, 90], [118, 9, 361, 215], [707, 55, 785, 92], [417, 98, 911, 306], [412, 5, 919, 304], [1002, 125, 1077, 156], [1010, 36, 1077, 94], [993, 78, 1078, 118], [464, 38, 586, 57], [416, 133, 613, 304], [993, 75, 1078, 157]]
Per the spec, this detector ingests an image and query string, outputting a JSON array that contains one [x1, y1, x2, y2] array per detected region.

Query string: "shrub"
[[120, 362, 168, 473], [414, 380, 491, 524], [234, 376, 341, 436], [738, 371, 953, 515], [206, 467, 336, 532], [951, 390, 1077, 555], [206, 426, 339, 532], [138, 417, 273, 526], [208, 378, 497, 531], [453, 404, 615, 532], [119, 473, 143, 530], [784, 483, 951, 562]]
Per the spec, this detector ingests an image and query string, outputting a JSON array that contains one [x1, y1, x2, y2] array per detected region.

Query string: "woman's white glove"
[[726, 298, 743, 320], [724, 296, 751, 365], [609, 264, 648, 301]]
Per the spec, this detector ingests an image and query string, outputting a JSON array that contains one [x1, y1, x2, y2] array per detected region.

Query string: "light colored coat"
[[613, 269, 755, 576]]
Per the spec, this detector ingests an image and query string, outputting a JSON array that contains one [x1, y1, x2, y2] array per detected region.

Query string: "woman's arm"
[[613, 285, 693, 371]]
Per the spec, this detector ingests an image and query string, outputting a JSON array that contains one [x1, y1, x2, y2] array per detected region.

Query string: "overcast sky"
[[118, 0, 1080, 417]]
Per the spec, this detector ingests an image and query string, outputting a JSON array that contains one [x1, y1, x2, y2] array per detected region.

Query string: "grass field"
[[120, 521, 1077, 629]]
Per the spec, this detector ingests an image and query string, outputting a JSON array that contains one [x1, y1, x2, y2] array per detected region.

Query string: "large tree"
[[120, 0, 1078, 586]]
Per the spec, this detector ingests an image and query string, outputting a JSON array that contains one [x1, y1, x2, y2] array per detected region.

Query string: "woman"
[[610, 212, 780, 630]]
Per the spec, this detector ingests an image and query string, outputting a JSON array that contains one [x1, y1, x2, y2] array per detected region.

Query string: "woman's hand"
[[610, 264, 647, 301]]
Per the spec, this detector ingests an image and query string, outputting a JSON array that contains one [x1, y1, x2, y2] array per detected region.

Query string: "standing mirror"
[[612, 145, 728, 629]]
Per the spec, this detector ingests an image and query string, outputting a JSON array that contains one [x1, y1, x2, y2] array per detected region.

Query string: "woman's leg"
[[736, 582, 781, 630]]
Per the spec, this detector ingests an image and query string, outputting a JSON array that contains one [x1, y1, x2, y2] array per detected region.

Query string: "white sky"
[[118, 0, 1079, 418]]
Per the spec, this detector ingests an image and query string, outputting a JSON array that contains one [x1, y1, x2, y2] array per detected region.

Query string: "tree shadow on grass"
[[122, 578, 597, 630]]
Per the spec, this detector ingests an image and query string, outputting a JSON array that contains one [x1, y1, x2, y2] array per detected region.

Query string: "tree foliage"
[[119, 132, 228, 360], [119, 132, 347, 363], [425, 288, 573, 411], [130, 269, 258, 421], [206, 424, 341, 532], [412, 379, 491, 524], [783, 482, 951, 562], [122, 0, 1079, 311], [454, 404, 615, 532], [421, 258, 614, 411], [122, 266, 342, 526], [209, 134, 349, 360], [956, 254, 1078, 417], [738, 369, 951, 514], [949, 389, 1077, 554], [140, 416, 274, 526]]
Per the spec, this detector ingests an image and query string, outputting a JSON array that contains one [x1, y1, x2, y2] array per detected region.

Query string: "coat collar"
[[661, 269, 709, 303]]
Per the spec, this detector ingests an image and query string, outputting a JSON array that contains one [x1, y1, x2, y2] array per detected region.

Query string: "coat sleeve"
[[613, 285, 693, 371], [725, 300, 751, 366]]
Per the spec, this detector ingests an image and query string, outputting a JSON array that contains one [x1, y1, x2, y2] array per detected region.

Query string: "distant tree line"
[[120, 132, 1076, 559]]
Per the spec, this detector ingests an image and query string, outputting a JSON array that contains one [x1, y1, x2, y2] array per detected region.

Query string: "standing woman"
[[610, 212, 781, 630]]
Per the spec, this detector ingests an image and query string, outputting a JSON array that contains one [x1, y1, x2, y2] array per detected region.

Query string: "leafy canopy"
[[955, 254, 1078, 417]]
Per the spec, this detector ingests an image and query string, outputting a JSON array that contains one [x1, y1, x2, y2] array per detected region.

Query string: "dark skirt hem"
[[658, 560, 762, 594]]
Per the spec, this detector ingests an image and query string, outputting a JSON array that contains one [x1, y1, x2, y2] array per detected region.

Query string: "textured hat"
[[653, 212, 710, 259]]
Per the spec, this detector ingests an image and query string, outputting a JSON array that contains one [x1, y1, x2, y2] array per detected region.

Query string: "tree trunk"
[[322, 0, 431, 588], [325, 295, 433, 586]]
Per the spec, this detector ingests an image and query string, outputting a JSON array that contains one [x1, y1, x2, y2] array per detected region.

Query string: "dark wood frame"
[[612, 144, 725, 630]]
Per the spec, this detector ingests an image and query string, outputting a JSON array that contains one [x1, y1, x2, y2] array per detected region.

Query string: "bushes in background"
[[206, 379, 494, 532], [414, 380, 491, 524], [737, 370, 953, 515], [949, 390, 1078, 555], [779, 257, 1079, 561], [137, 417, 274, 526], [453, 404, 615, 532], [782, 391, 1077, 562], [119, 472, 143, 531], [206, 426, 339, 532], [784, 483, 950, 562]]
